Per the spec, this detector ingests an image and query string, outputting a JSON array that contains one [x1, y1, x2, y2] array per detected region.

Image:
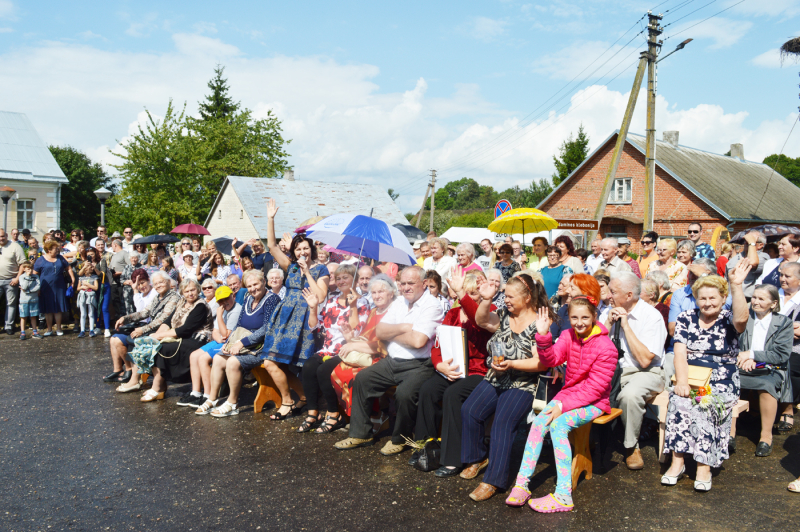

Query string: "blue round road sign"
[[494, 199, 512, 218]]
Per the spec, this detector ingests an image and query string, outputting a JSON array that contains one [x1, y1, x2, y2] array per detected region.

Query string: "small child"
[[18, 262, 41, 340], [77, 263, 99, 338]]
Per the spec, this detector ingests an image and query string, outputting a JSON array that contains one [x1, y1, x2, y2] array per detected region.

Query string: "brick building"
[[537, 130, 800, 254]]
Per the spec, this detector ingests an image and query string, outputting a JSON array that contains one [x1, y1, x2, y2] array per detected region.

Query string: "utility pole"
[[429, 169, 437, 234], [643, 12, 663, 232], [414, 183, 431, 229]]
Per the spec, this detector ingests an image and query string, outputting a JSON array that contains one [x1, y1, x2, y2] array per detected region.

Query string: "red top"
[[431, 296, 495, 377]]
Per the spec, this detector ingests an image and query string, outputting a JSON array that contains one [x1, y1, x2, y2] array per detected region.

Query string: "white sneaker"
[[56, 331, 64, 337], [104, 329, 111, 338]]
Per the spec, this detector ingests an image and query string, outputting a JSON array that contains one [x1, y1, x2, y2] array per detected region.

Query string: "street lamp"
[[657, 38, 693, 64], [94, 187, 112, 226], [0, 186, 16, 232]]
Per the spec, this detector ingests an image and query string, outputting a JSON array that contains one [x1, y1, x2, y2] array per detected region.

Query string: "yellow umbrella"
[[488, 208, 558, 239]]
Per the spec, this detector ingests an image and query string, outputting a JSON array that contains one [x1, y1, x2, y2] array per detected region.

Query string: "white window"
[[608, 178, 632, 204], [17, 199, 34, 230]]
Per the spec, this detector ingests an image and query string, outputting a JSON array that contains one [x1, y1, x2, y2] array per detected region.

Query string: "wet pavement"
[[1, 330, 799, 531]]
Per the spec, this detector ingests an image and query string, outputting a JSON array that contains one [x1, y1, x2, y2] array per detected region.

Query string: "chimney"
[[663, 131, 679, 148], [730, 143, 744, 161], [284, 169, 295, 181]]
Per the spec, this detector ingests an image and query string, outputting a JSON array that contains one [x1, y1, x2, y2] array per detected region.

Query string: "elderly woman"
[[414, 269, 495, 477], [423, 237, 458, 292], [485, 268, 505, 309], [330, 274, 397, 422], [677, 240, 695, 268], [297, 264, 371, 433], [541, 245, 574, 298], [460, 274, 551, 501], [549, 273, 572, 313], [267, 267, 286, 299], [494, 243, 521, 284], [113, 271, 182, 389], [735, 284, 794, 457], [593, 269, 612, 324], [777, 262, 800, 434], [258, 198, 330, 420], [661, 261, 750, 491], [33, 240, 76, 337], [137, 278, 213, 402], [554, 235, 584, 274], [196, 270, 281, 416], [646, 269, 673, 307], [201, 278, 220, 315], [178, 251, 198, 281], [646, 238, 687, 291]]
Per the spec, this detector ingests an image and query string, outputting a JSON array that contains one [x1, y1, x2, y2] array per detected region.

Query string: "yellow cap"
[[215, 286, 233, 301]]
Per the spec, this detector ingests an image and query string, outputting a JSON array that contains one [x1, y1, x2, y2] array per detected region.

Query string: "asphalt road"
[[1, 330, 799, 531]]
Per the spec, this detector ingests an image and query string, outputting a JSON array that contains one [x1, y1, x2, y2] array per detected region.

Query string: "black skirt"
[[154, 337, 206, 383]]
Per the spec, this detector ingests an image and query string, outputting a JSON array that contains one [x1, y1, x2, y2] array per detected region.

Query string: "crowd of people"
[[2, 217, 800, 509]]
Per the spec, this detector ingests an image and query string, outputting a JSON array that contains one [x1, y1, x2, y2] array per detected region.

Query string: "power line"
[[662, 0, 717, 30], [752, 113, 799, 216], [664, 0, 748, 41], [663, 0, 697, 15]]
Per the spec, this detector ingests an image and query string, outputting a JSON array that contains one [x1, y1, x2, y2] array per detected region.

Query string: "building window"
[[608, 178, 632, 204], [17, 199, 34, 230]]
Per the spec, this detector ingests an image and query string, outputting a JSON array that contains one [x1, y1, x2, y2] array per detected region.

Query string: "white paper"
[[436, 325, 467, 379]]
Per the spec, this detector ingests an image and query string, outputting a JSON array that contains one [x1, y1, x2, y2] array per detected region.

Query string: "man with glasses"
[[0, 229, 26, 334], [122, 228, 135, 252], [687, 223, 714, 259], [637, 231, 659, 274], [90, 225, 108, 249], [335, 266, 444, 455]]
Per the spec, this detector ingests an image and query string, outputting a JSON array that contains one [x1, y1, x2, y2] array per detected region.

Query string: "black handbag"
[[413, 439, 441, 472], [608, 321, 626, 409]]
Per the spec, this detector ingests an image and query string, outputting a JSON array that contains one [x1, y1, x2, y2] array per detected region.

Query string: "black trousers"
[[350, 357, 434, 443], [109, 283, 125, 322], [790, 352, 800, 404], [302, 355, 341, 412], [415, 374, 484, 468]]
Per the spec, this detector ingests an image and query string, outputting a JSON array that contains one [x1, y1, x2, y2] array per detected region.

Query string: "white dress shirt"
[[750, 312, 772, 355], [779, 288, 800, 318], [585, 253, 604, 275], [617, 299, 667, 369], [380, 291, 445, 360]]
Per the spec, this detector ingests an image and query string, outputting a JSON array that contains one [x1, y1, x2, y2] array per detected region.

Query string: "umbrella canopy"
[[487, 208, 558, 235], [132, 234, 180, 245], [171, 223, 211, 236], [392, 223, 428, 244], [295, 216, 326, 233], [730, 224, 800, 244], [212, 236, 251, 256], [306, 214, 416, 266]]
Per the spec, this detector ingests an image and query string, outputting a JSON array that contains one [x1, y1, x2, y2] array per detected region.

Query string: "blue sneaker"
[[89, 330, 97, 338], [77, 331, 86, 338]]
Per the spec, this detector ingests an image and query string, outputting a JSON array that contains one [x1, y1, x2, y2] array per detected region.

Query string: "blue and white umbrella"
[[305, 214, 417, 266]]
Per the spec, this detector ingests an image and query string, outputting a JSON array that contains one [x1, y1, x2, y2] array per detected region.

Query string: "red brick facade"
[[540, 135, 732, 256]]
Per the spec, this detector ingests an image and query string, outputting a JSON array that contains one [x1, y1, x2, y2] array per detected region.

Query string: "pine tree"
[[551, 124, 590, 186], [198, 65, 240, 121]]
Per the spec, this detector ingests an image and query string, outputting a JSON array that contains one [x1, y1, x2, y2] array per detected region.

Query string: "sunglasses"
[[202, 286, 215, 290], [641, 240, 653, 245], [124, 231, 132, 234], [687, 230, 700, 234]]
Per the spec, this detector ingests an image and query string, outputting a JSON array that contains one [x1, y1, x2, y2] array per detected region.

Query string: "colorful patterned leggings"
[[515, 400, 603, 498]]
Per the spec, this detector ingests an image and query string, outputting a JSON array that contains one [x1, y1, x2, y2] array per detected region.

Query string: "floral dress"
[[646, 260, 687, 291], [316, 291, 371, 357], [664, 309, 740, 468], [494, 260, 522, 283]]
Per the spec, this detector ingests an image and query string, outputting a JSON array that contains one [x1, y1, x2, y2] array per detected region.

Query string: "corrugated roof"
[[205, 176, 408, 237], [0, 111, 67, 183]]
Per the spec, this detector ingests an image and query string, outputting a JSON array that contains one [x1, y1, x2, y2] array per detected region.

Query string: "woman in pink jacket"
[[506, 295, 618, 513]]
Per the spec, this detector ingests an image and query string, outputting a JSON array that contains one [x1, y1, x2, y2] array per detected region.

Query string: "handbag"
[[339, 336, 377, 368], [671, 365, 713, 389], [222, 327, 258, 355], [413, 439, 441, 472], [531, 371, 561, 414]]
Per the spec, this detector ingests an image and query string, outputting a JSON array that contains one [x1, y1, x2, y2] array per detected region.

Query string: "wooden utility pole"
[[414, 183, 431, 229], [429, 169, 437, 233], [588, 53, 648, 242], [643, 12, 663, 232]]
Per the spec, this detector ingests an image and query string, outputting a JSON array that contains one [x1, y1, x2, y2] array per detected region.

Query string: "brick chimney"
[[663, 131, 679, 148], [730, 143, 744, 161]]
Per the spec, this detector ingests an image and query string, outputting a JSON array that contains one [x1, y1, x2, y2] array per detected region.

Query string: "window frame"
[[16, 199, 35, 230], [607, 177, 632, 205]]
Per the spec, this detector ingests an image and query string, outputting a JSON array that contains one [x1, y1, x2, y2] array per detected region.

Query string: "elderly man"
[[0, 229, 26, 334], [10, 228, 23, 246], [617, 237, 641, 278], [226, 273, 246, 305], [688, 223, 714, 259], [607, 271, 667, 470], [356, 265, 375, 308], [108, 239, 131, 322], [335, 266, 444, 455], [585, 237, 604, 274], [599, 237, 633, 274], [726, 230, 769, 300]]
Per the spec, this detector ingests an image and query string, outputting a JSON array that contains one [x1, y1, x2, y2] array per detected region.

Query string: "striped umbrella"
[[305, 213, 416, 266]]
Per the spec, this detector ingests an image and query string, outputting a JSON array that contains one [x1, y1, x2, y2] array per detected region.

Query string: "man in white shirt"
[[121, 227, 135, 252], [599, 237, 633, 274], [585, 237, 604, 274], [607, 271, 667, 471], [475, 239, 494, 270], [336, 265, 444, 455]]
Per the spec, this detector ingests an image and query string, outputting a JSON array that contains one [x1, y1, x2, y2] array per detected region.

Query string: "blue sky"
[[1, 0, 799, 212]]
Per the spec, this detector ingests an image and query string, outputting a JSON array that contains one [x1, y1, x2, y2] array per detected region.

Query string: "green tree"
[[49, 145, 116, 231], [388, 188, 400, 201], [199, 65, 240, 121], [450, 210, 494, 228], [498, 179, 553, 209], [763, 154, 800, 188], [551, 124, 590, 186], [425, 177, 497, 210]]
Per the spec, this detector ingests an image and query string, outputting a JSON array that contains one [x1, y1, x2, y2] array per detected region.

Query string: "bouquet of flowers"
[[691, 385, 726, 418]]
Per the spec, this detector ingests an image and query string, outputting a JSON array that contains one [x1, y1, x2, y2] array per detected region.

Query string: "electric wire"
[[662, 0, 717, 30], [663, 0, 748, 41], [752, 114, 799, 216]]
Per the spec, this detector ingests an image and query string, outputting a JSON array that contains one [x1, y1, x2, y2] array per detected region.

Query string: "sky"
[[1, 0, 799, 213]]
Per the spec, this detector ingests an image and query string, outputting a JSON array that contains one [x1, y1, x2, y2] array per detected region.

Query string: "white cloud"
[[78, 30, 104, 40], [467, 16, 509, 42], [193, 22, 218, 35], [0, 26, 11, 33], [668, 17, 752, 49], [531, 40, 640, 80], [172, 33, 240, 58], [732, 0, 800, 17], [0, 0, 14, 19], [752, 48, 785, 68], [124, 12, 159, 37]]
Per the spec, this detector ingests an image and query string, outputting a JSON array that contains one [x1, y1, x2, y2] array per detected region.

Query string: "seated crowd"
[[3, 219, 800, 507]]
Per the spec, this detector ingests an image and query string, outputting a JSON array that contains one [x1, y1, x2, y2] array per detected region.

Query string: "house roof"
[[538, 130, 800, 224], [205, 176, 408, 237], [0, 111, 67, 184]]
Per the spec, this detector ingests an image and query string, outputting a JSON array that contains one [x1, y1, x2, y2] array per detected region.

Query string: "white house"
[[0, 111, 68, 235], [204, 175, 408, 241]]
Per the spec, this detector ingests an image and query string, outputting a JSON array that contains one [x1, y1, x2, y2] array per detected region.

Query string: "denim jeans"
[[0, 279, 19, 330]]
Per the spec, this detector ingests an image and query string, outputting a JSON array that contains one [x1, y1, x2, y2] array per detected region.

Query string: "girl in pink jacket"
[[506, 295, 618, 513]]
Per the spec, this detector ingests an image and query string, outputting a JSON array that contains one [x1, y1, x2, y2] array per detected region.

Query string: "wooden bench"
[[568, 408, 622, 489], [252, 363, 305, 413], [651, 391, 749, 463]]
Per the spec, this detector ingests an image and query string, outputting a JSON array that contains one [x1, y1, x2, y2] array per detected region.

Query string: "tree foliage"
[[423, 176, 552, 212], [49, 145, 116, 231], [551, 124, 590, 186], [199, 65, 240, 121], [388, 188, 400, 201], [763, 153, 800, 188]]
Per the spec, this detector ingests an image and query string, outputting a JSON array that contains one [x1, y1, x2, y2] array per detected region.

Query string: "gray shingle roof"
[[0, 111, 67, 183], [206, 176, 408, 237]]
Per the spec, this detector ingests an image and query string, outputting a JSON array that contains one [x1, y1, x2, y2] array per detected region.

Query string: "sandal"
[[290, 400, 307, 416], [788, 479, 800, 493], [270, 402, 297, 421], [297, 414, 322, 433], [776, 414, 794, 433], [315, 414, 346, 434], [528, 493, 574, 513], [505, 485, 532, 507]]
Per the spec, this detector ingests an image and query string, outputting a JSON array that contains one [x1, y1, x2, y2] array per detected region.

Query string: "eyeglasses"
[[202, 286, 215, 290], [687, 230, 700, 234], [124, 231, 132, 234], [182, 243, 191, 246]]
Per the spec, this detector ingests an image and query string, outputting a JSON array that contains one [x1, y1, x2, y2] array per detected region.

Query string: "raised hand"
[[346, 292, 358, 307], [729, 260, 752, 286], [281, 232, 293, 251], [534, 306, 553, 335], [301, 287, 319, 308], [267, 198, 279, 219], [449, 265, 466, 297], [477, 275, 497, 301]]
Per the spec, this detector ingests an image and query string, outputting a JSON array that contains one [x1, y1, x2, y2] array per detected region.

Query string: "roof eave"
[[203, 176, 231, 227]]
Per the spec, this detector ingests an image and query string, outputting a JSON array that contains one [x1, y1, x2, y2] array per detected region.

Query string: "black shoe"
[[103, 371, 124, 383], [176, 393, 202, 407], [434, 465, 462, 477], [728, 439, 737, 454], [408, 449, 422, 467], [755, 441, 773, 457], [120, 370, 132, 383], [5, 328, 13, 335]]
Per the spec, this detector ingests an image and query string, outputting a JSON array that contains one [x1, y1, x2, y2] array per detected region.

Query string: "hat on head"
[[182, 250, 194, 257], [617, 237, 631, 245], [413, 240, 425, 250], [215, 286, 233, 301], [111, 231, 121, 238]]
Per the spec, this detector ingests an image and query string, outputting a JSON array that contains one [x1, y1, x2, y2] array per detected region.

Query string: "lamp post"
[[94, 187, 112, 226], [0, 186, 16, 232]]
